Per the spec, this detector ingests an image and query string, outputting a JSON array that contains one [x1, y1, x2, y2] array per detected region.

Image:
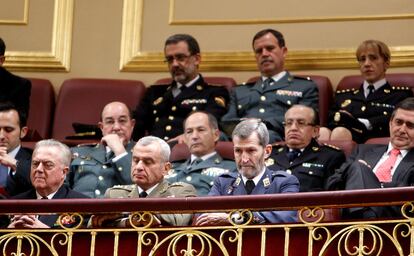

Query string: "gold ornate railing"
[[1, 187, 414, 255]]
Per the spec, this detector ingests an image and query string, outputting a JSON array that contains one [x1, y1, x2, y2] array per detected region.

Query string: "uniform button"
[[168, 116, 174, 120], [98, 176, 104, 181], [153, 110, 157, 114], [286, 169, 292, 174], [102, 165, 107, 169], [237, 105, 242, 110], [361, 106, 366, 111], [309, 171, 313, 175], [210, 181, 214, 186], [260, 96, 266, 101], [192, 106, 197, 111], [164, 136, 169, 140], [118, 167, 123, 172], [186, 176, 192, 182], [165, 125, 172, 131], [172, 106, 177, 111], [383, 111, 387, 115], [287, 100, 292, 105], [80, 161, 85, 165], [95, 190, 101, 196], [259, 108, 265, 113], [155, 117, 159, 122]]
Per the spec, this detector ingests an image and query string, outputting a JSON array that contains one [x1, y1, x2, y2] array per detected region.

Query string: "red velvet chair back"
[[170, 141, 235, 162], [52, 78, 146, 143], [365, 137, 389, 145], [155, 76, 237, 92]]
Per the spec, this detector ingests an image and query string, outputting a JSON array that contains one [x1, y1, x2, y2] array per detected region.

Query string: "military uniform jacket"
[[327, 82, 413, 143], [132, 75, 229, 141], [105, 179, 197, 226], [221, 72, 318, 142], [0, 67, 31, 118], [267, 139, 346, 192], [68, 141, 135, 198], [209, 168, 299, 223], [167, 153, 236, 196]]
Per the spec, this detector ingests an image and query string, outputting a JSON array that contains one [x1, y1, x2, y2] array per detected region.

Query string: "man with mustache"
[[320, 40, 413, 143], [132, 34, 229, 143], [327, 97, 414, 218], [68, 101, 135, 198], [195, 119, 299, 226], [221, 29, 318, 143], [267, 105, 345, 192]]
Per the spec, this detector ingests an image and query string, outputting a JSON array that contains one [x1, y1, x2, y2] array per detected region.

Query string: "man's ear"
[[20, 126, 28, 139], [98, 122, 104, 132], [163, 161, 172, 175], [264, 144, 272, 158]]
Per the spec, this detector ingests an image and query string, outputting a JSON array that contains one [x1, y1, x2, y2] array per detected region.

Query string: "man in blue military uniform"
[[132, 34, 229, 143], [195, 119, 299, 225], [221, 29, 318, 143], [320, 40, 413, 143], [67, 102, 135, 198], [167, 111, 236, 195], [267, 105, 346, 192]]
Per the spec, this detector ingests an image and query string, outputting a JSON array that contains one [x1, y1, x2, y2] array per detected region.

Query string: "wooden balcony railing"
[[1, 187, 414, 255]]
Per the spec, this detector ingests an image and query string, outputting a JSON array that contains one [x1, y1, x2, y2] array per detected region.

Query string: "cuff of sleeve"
[[112, 152, 128, 162]]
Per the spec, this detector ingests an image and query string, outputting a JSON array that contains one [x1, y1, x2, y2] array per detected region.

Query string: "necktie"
[[0, 164, 8, 187], [172, 85, 182, 97], [262, 78, 274, 89], [286, 149, 301, 163], [189, 158, 202, 168], [375, 148, 400, 183], [41, 196, 48, 200], [139, 191, 148, 198], [245, 179, 255, 195], [367, 84, 375, 98]]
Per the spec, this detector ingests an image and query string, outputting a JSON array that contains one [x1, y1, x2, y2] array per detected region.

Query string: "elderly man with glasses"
[[266, 104, 346, 192], [132, 34, 229, 144]]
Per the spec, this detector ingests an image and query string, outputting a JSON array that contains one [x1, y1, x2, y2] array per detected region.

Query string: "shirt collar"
[[363, 78, 387, 91], [36, 190, 57, 200], [8, 145, 21, 158], [138, 183, 158, 195], [241, 167, 266, 186], [387, 143, 408, 158], [190, 151, 217, 163], [261, 71, 286, 83], [176, 74, 200, 89]]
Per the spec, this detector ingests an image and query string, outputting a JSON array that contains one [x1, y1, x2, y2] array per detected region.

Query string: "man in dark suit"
[[132, 34, 229, 142], [0, 38, 31, 118], [221, 29, 318, 143], [0, 102, 33, 197], [320, 40, 413, 143], [8, 139, 88, 228], [195, 119, 299, 226], [267, 105, 346, 192], [167, 111, 236, 196], [327, 97, 414, 218]]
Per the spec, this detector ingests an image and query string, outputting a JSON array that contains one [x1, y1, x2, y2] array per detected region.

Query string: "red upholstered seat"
[[336, 73, 414, 93], [170, 141, 235, 162], [52, 78, 146, 146], [22, 78, 55, 149], [365, 137, 389, 145], [154, 76, 237, 92], [247, 75, 333, 126]]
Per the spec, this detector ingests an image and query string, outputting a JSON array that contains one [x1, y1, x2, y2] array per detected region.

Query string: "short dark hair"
[[183, 111, 218, 130], [286, 104, 320, 126], [0, 101, 27, 127], [252, 29, 285, 48], [391, 97, 414, 120], [164, 34, 200, 55], [0, 38, 5, 56]]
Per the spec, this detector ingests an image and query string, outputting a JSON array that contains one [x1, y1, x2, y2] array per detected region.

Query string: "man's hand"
[[101, 134, 126, 156], [193, 213, 230, 226], [167, 134, 185, 144], [0, 146, 17, 171], [8, 214, 49, 229], [89, 213, 123, 228]]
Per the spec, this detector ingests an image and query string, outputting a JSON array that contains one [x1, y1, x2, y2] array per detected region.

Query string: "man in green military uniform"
[[90, 136, 197, 227], [67, 102, 135, 198], [221, 28, 318, 143], [132, 34, 229, 143], [167, 111, 236, 195], [320, 40, 413, 143], [267, 105, 346, 192]]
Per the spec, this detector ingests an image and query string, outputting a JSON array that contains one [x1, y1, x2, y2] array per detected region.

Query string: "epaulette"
[[208, 83, 226, 87], [292, 75, 311, 81], [240, 81, 255, 87], [336, 88, 358, 94], [76, 142, 100, 148], [170, 182, 188, 187], [391, 86, 410, 91], [271, 170, 291, 178], [323, 143, 341, 151], [110, 184, 135, 192]]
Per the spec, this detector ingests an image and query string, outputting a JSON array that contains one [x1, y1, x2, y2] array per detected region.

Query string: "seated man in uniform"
[[132, 34, 229, 143], [221, 28, 318, 143], [320, 40, 413, 143], [327, 97, 414, 218], [68, 101, 135, 198], [267, 105, 346, 192], [194, 119, 299, 226], [90, 136, 197, 227], [7, 139, 88, 229], [167, 111, 236, 196]]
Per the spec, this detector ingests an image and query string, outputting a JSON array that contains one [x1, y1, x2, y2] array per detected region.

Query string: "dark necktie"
[[41, 196, 48, 200], [139, 191, 148, 198], [367, 84, 375, 98], [189, 158, 202, 168], [262, 78, 274, 89], [0, 164, 8, 187], [245, 179, 255, 195], [286, 149, 301, 163]]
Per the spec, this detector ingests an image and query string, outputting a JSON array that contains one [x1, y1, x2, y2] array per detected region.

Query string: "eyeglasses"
[[164, 54, 193, 64], [283, 119, 315, 128], [392, 118, 414, 130]]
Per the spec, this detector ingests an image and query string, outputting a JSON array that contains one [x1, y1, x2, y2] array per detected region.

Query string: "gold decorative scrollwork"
[[311, 226, 331, 245], [129, 211, 156, 229], [0, 232, 60, 256], [299, 207, 325, 224], [228, 209, 253, 226], [57, 212, 84, 230], [401, 202, 414, 219]]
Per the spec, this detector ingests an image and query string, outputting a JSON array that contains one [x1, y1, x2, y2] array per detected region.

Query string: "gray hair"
[[136, 136, 171, 162], [232, 119, 269, 147], [34, 139, 72, 166]]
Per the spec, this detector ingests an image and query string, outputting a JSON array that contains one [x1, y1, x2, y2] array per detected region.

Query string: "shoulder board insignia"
[[111, 185, 134, 191], [153, 97, 163, 105], [341, 99, 351, 107], [171, 182, 187, 187], [214, 158, 221, 164], [323, 143, 340, 151], [353, 89, 359, 94], [196, 85, 203, 91], [383, 89, 390, 93], [292, 75, 309, 81], [240, 81, 255, 86], [265, 158, 275, 166], [392, 86, 410, 90], [263, 177, 271, 187], [76, 142, 99, 148], [312, 146, 319, 152], [214, 96, 226, 107]]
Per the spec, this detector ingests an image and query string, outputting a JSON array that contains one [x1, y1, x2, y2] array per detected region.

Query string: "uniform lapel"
[[89, 144, 107, 164]]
